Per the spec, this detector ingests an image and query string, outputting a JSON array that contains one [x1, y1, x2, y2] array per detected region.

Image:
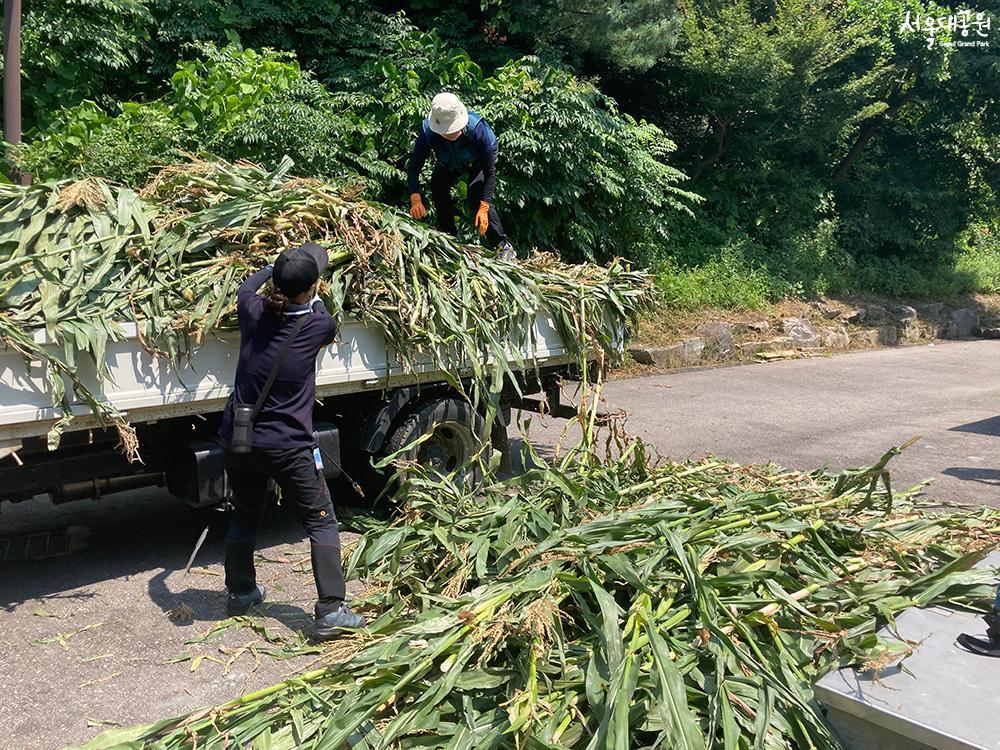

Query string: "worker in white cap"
[[406, 92, 516, 260]]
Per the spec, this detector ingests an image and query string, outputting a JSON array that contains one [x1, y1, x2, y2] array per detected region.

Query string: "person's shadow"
[[147, 569, 313, 635], [941, 467, 1000, 487]]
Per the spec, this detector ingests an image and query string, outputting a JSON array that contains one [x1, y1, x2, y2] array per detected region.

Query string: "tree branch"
[[831, 81, 919, 183], [691, 115, 728, 181]]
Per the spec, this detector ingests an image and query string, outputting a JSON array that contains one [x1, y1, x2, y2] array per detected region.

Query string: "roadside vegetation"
[[3, 0, 998, 308]]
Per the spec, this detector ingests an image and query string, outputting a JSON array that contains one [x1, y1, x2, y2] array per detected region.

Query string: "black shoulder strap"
[[251, 313, 309, 420]]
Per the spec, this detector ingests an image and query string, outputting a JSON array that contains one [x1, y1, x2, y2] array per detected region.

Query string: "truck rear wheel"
[[383, 397, 487, 488]]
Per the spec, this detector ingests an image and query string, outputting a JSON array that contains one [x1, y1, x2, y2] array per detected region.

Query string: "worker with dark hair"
[[218, 242, 364, 639], [407, 92, 516, 260]]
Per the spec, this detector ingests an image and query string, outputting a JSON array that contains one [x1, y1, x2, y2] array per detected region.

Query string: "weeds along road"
[[0, 338, 997, 749]]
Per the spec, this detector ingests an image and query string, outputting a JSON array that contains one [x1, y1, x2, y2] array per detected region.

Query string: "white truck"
[[0, 313, 585, 507]]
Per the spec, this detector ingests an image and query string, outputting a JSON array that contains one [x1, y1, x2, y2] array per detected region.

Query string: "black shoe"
[[984, 610, 1000, 642], [957, 632, 1000, 657], [315, 604, 366, 639], [498, 242, 516, 261], [226, 584, 266, 616]]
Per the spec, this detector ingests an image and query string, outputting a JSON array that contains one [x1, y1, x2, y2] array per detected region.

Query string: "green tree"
[[496, 0, 684, 71], [832, 0, 1000, 260], [603, 0, 997, 280], [3, 0, 153, 131]]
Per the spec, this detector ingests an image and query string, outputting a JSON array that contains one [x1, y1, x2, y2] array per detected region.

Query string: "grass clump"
[[655, 223, 1000, 312]]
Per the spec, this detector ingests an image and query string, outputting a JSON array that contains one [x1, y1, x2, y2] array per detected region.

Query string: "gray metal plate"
[[815, 552, 1000, 750]]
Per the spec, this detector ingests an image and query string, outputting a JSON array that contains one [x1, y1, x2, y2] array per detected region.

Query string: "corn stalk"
[[71, 436, 1000, 750], [0, 157, 651, 455]]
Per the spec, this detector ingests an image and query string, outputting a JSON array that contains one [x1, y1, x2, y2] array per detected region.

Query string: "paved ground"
[[578, 340, 998, 506], [0, 491, 366, 750], [1, 339, 998, 749]]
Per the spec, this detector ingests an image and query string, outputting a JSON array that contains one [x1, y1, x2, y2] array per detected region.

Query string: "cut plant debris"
[[71, 432, 1000, 750], [0, 157, 650, 454]]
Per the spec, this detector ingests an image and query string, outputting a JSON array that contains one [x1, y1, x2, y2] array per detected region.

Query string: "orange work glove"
[[409, 193, 426, 220], [474, 201, 490, 235]]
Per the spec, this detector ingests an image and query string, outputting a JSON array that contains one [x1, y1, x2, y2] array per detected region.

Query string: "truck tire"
[[382, 397, 487, 487]]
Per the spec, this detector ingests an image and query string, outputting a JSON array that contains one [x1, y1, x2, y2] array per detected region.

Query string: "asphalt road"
[[1, 339, 998, 749], [582, 339, 998, 507]]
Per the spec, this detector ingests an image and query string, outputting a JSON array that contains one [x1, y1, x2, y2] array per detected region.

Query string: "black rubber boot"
[[227, 584, 267, 616], [957, 632, 1000, 657], [956, 608, 1000, 656]]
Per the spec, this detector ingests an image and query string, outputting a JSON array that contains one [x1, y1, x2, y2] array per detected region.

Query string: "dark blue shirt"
[[406, 111, 498, 203], [218, 266, 337, 450]]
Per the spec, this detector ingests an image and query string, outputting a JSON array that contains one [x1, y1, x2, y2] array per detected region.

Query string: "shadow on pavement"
[[942, 467, 1000, 486], [950, 416, 1000, 437], [0, 491, 312, 610], [146, 569, 314, 633]]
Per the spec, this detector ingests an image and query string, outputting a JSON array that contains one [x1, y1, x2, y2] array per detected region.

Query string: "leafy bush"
[[78, 104, 185, 185], [165, 45, 391, 182], [15, 101, 110, 179], [20, 31, 697, 264], [19, 46, 392, 187], [17, 99, 184, 185], [955, 226, 1000, 294], [657, 249, 773, 310], [656, 223, 1000, 309]]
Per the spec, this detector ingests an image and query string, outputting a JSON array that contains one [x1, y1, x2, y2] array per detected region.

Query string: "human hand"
[[409, 193, 426, 220], [474, 201, 489, 235]]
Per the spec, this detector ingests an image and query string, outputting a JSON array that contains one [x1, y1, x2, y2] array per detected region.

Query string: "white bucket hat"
[[428, 92, 469, 135]]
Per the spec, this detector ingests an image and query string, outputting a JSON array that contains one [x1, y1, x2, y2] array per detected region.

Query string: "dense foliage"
[[5, 0, 998, 297], [9, 0, 153, 130]]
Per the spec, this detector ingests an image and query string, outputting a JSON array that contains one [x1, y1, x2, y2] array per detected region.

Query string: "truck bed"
[[0, 313, 577, 451]]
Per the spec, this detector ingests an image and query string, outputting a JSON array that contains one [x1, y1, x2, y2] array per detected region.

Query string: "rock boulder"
[[945, 308, 979, 339], [695, 322, 734, 357], [781, 318, 822, 348], [821, 327, 850, 349], [629, 338, 705, 368], [915, 302, 945, 320]]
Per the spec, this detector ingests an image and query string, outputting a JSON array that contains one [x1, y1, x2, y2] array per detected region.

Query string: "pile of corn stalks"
[[0, 157, 649, 452], [74, 430, 1000, 750]]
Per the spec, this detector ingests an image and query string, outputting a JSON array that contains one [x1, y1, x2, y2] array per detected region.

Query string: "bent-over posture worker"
[[218, 242, 364, 638], [407, 92, 516, 260]]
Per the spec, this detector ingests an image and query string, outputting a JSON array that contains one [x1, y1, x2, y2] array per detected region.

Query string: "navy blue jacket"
[[218, 266, 337, 450], [406, 112, 498, 203]]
